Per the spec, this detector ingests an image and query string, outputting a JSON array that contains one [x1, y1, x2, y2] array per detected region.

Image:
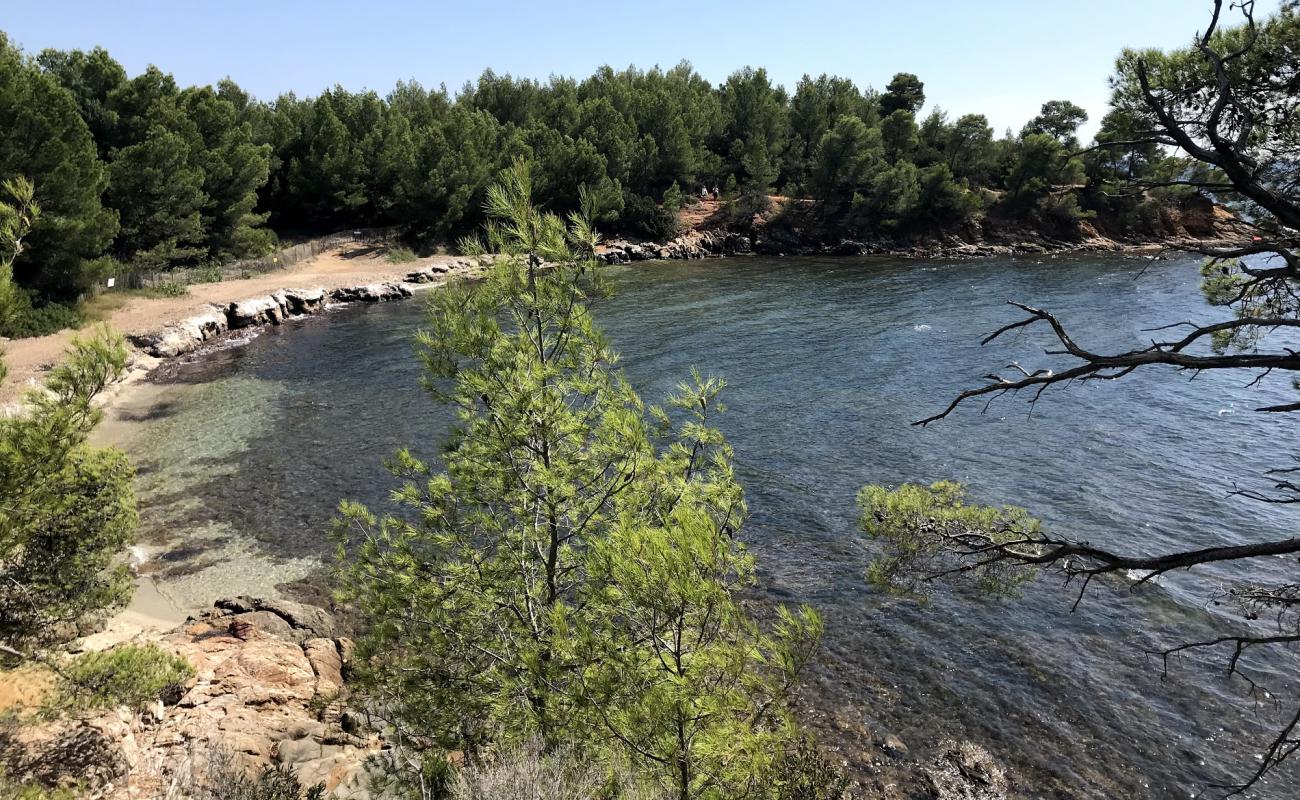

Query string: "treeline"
[[0, 32, 1185, 324]]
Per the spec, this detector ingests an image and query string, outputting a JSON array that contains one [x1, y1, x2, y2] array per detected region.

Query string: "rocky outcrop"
[[128, 281, 417, 360], [1, 600, 377, 800], [128, 306, 230, 358], [599, 230, 753, 264], [328, 282, 412, 303], [403, 259, 477, 284]]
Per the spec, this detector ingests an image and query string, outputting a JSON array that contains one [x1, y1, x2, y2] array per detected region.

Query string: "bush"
[[61, 643, 194, 711], [452, 745, 665, 800], [0, 291, 84, 338], [385, 246, 418, 264], [0, 768, 80, 800], [620, 193, 679, 240], [772, 739, 850, 800], [189, 264, 225, 284], [146, 279, 189, 298]]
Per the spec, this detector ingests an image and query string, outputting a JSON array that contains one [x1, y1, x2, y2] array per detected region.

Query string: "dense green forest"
[[0, 32, 1186, 334]]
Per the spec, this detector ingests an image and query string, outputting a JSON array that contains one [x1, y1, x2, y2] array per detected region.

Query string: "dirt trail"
[[0, 245, 461, 407]]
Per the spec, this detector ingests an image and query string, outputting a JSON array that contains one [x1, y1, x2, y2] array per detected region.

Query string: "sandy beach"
[[0, 244, 464, 408]]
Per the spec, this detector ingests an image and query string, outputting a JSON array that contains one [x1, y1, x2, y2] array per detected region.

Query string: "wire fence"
[[110, 227, 401, 291]]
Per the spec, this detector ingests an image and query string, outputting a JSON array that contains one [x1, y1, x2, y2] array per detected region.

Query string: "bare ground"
[[0, 245, 462, 408]]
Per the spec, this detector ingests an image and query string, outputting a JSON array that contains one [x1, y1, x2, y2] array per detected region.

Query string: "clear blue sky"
[[2, 0, 1279, 139]]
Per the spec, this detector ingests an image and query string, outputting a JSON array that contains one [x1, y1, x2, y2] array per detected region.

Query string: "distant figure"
[[711, 186, 720, 200], [700, 186, 709, 199]]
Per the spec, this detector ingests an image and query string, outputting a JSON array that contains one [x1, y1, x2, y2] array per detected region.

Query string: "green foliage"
[[0, 34, 117, 299], [771, 738, 850, 800], [0, 177, 40, 335], [661, 180, 685, 213], [60, 643, 193, 711], [337, 164, 819, 799], [384, 245, 418, 264], [622, 193, 680, 240], [0, 768, 81, 800], [0, 291, 85, 339], [0, 328, 135, 655], [879, 72, 925, 116], [6, 35, 1196, 308], [1021, 99, 1089, 146], [858, 481, 1043, 599]]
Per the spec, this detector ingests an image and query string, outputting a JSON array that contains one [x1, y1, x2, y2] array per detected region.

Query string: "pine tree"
[[336, 163, 819, 797]]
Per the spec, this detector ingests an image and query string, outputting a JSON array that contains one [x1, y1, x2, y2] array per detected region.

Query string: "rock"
[[882, 734, 909, 757], [403, 264, 451, 284], [212, 637, 316, 706], [282, 287, 327, 315], [329, 282, 409, 303], [228, 296, 284, 329], [303, 638, 344, 696], [922, 740, 1008, 800], [0, 721, 130, 791], [128, 305, 229, 357], [228, 610, 297, 642]]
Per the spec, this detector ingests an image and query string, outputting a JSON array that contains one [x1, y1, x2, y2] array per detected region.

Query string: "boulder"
[[228, 296, 284, 328], [329, 282, 410, 303], [281, 287, 327, 315], [403, 265, 451, 284], [923, 740, 1008, 800], [128, 305, 229, 358]]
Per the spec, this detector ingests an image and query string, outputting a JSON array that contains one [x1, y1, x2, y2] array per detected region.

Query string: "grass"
[[385, 246, 418, 264]]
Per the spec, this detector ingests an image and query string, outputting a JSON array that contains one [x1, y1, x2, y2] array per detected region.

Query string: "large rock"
[[329, 282, 412, 303], [282, 287, 327, 315], [403, 264, 451, 284], [216, 596, 339, 641], [128, 305, 229, 358], [923, 740, 1009, 800], [228, 296, 284, 329]]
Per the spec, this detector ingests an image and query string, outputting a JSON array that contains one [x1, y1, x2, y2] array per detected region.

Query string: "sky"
[[2, 0, 1282, 140]]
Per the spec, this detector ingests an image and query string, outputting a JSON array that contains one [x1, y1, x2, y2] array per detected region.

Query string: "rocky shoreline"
[[597, 224, 1244, 267]]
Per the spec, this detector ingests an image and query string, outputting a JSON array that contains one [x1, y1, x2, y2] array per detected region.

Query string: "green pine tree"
[[335, 163, 820, 798]]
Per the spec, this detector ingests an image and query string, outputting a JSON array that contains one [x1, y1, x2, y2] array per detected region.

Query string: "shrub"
[[385, 246, 418, 264], [772, 739, 850, 800], [146, 279, 189, 298], [0, 291, 84, 339], [0, 768, 80, 800], [452, 745, 665, 800], [190, 264, 225, 284], [620, 193, 679, 240], [61, 643, 194, 711]]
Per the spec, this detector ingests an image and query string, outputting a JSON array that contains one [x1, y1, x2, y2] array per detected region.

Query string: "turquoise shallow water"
[[116, 254, 1300, 797]]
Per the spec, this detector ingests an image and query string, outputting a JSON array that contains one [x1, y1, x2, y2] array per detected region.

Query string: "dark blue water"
[[118, 254, 1300, 798]]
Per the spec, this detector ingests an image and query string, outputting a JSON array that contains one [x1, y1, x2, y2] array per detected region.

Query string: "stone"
[[303, 638, 344, 696], [228, 296, 283, 328], [882, 733, 909, 757], [922, 740, 1008, 800], [283, 287, 327, 315], [0, 722, 130, 790]]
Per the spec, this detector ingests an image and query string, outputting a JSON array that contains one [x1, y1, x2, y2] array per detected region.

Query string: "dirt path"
[[0, 245, 462, 407]]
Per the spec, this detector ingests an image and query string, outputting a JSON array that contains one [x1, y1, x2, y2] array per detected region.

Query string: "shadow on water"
[[122, 255, 1300, 798]]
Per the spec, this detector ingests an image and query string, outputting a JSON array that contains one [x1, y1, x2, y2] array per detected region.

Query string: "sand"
[[0, 244, 463, 407]]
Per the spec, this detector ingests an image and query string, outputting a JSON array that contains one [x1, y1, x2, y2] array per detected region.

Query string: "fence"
[[111, 227, 401, 291]]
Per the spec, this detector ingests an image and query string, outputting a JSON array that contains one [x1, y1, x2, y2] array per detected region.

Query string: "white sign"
[[106, 277, 115, 288]]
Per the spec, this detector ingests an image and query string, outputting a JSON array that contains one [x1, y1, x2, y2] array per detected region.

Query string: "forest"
[[1, 33, 1187, 337]]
